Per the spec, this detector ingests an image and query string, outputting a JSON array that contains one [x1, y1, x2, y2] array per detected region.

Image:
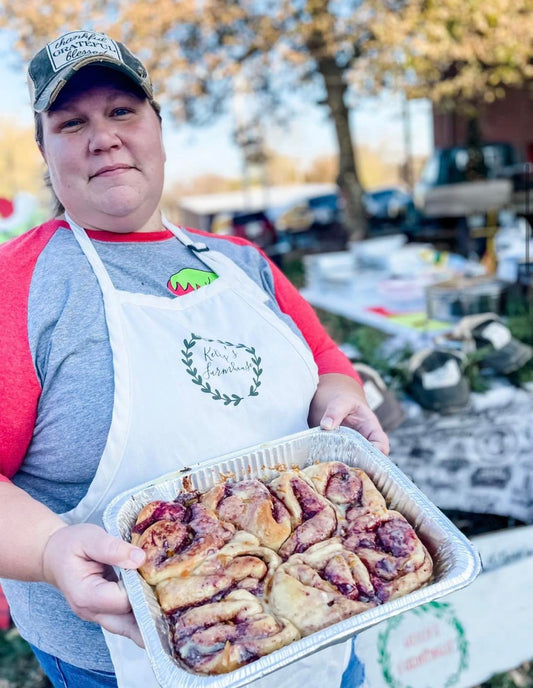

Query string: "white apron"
[[60, 214, 351, 687]]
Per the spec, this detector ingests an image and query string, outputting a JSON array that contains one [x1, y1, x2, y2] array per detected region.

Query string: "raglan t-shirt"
[[0, 219, 360, 670]]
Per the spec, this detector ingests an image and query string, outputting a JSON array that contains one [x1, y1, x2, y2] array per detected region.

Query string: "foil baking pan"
[[103, 427, 481, 688]]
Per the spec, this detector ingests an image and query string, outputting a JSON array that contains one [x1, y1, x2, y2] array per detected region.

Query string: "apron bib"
[[60, 214, 349, 687]]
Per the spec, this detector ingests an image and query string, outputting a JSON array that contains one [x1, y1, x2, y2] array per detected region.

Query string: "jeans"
[[30, 644, 118, 688], [340, 638, 366, 688], [30, 639, 364, 688]]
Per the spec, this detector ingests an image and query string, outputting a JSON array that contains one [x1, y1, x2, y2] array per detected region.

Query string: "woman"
[[0, 30, 388, 687]]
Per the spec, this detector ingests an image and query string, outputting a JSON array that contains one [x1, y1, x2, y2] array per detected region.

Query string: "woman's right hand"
[[42, 523, 146, 647]]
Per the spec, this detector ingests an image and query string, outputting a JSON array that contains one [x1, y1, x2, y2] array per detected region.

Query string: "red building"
[[432, 87, 533, 163]]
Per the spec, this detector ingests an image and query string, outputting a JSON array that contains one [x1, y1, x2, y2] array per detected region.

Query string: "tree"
[[0, 1, 383, 239], [2, 1, 530, 239], [0, 117, 46, 199], [357, 0, 533, 112]]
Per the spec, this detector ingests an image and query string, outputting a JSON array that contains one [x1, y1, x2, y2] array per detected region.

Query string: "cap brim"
[[479, 339, 533, 374], [34, 57, 152, 112]]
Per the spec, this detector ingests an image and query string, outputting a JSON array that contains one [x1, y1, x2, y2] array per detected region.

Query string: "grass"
[[479, 664, 533, 688], [0, 627, 50, 687]]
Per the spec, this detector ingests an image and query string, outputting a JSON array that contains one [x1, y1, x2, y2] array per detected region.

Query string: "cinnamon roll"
[[201, 479, 291, 551], [156, 532, 281, 613], [268, 471, 337, 558], [342, 510, 433, 602], [302, 462, 386, 521], [171, 589, 300, 675], [130, 499, 188, 546], [130, 461, 435, 676], [133, 499, 235, 585], [270, 538, 377, 636]]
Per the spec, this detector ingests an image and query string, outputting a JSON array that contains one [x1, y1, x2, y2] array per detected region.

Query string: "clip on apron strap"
[[161, 216, 209, 252]]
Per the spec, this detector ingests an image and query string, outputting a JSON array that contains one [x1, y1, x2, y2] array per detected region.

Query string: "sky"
[[0, 31, 434, 189]]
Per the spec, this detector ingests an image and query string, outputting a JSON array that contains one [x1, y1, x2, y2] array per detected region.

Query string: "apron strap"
[[162, 216, 209, 252], [65, 212, 117, 295]]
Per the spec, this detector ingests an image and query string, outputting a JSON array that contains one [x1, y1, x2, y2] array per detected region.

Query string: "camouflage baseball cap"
[[453, 313, 533, 375], [28, 30, 153, 112], [407, 349, 470, 414]]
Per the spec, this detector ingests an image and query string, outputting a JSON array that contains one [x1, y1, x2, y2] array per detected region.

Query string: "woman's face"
[[40, 72, 166, 232]]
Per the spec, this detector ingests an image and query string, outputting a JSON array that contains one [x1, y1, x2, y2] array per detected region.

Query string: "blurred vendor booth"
[[301, 235, 489, 346], [300, 228, 533, 526]]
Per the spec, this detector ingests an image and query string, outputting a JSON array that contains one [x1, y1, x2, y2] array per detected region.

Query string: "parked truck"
[[408, 142, 532, 254]]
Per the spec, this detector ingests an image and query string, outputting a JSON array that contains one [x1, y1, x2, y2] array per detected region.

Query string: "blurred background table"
[[299, 239, 487, 347]]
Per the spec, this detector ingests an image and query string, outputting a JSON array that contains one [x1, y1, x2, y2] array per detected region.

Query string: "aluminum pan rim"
[[103, 427, 481, 688]]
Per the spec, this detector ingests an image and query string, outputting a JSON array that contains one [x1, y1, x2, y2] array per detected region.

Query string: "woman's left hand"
[[308, 373, 390, 455]]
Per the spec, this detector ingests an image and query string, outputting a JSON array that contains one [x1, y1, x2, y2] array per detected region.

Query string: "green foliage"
[[312, 308, 360, 344], [504, 291, 533, 386], [307, 309, 414, 395], [481, 675, 521, 688], [462, 347, 493, 393], [479, 662, 533, 688], [509, 359, 533, 386], [505, 292, 533, 345], [345, 327, 414, 394], [0, 628, 33, 662], [345, 327, 389, 371], [310, 290, 533, 394], [280, 257, 306, 289], [0, 628, 50, 687]]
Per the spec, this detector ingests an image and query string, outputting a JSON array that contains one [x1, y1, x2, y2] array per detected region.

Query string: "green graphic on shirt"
[[168, 268, 218, 295], [181, 333, 262, 406]]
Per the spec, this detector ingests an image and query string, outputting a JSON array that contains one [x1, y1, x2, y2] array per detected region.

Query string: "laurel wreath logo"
[[181, 333, 262, 406], [377, 601, 468, 688]]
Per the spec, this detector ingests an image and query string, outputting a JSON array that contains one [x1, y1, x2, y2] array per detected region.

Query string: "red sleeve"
[[0, 221, 58, 482], [269, 262, 361, 382]]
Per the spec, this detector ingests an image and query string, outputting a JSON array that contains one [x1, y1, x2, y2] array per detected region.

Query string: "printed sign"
[[376, 602, 468, 688]]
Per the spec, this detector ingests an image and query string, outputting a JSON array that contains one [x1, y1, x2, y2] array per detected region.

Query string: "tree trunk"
[[318, 57, 367, 241]]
